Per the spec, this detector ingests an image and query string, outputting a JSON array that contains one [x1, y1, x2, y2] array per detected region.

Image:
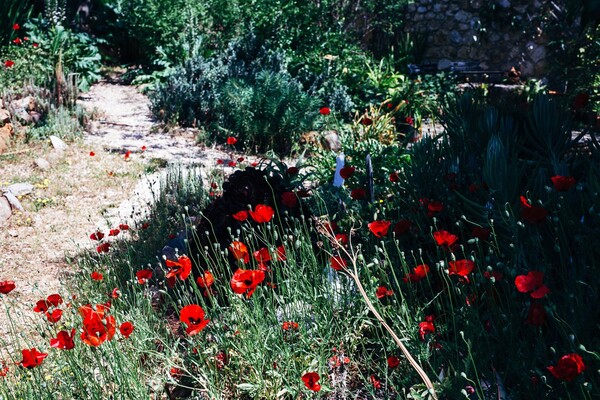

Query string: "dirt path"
[[0, 82, 230, 344]]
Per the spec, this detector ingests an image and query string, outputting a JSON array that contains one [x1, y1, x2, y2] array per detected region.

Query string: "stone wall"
[[404, 0, 547, 77]]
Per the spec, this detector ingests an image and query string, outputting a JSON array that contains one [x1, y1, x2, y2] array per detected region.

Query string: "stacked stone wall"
[[404, 0, 548, 77]]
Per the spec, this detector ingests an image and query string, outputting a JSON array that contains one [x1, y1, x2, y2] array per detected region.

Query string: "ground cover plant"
[[2, 88, 599, 398], [1, 1, 599, 399]]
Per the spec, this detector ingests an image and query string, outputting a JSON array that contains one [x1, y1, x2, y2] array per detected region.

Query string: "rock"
[[6, 182, 34, 196], [15, 110, 33, 125], [34, 158, 50, 171], [0, 197, 11, 226], [49, 135, 68, 150], [449, 30, 463, 44], [7, 229, 18, 237], [0, 123, 13, 154], [0, 109, 10, 123], [29, 111, 42, 124], [12, 96, 35, 112], [417, 6, 428, 13], [3, 191, 23, 212], [454, 10, 470, 22]]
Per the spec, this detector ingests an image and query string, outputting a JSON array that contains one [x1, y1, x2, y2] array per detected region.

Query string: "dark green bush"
[[150, 33, 319, 155]]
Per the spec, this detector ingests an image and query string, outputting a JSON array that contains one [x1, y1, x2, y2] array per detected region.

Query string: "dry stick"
[[349, 260, 438, 399], [324, 223, 438, 399]]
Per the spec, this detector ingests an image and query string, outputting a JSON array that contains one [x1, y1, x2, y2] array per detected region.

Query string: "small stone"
[[450, 30, 463, 44], [50, 135, 68, 150], [454, 10, 470, 22], [6, 183, 33, 197], [34, 158, 50, 170], [3, 191, 23, 211], [7, 229, 18, 237], [15, 110, 33, 125], [29, 111, 42, 124], [0, 109, 10, 123], [417, 6, 427, 13], [0, 197, 11, 225], [433, 3, 442, 12]]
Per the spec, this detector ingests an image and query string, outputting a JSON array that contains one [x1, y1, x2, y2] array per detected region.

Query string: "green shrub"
[[150, 33, 319, 155]]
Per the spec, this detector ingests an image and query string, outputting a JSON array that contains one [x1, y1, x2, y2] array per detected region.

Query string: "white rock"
[[49, 135, 68, 150]]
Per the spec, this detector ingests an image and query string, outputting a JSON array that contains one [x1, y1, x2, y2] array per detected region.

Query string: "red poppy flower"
[[119, 322, 134, 338], [418, 320, 435, 341], [230, 241, 250, 263], [89, 151, 95, 156], [140, 222, 150, 229], [32, 43, 39, 48], [282, 321, 299, 331], [0, 280, 15, 294], [216, 159, 223, 165], [471, 226, 491, 241], [13, 24, 20, 30], [227, 161, 237, 167], [13, 38, 21, 45], [96, 242, 111, 253], [302, 372, 321, 391], [232, 210, 248, 221], [19, 348, 47, 368], [33, 299, 49, 313], [124, 151, 131, 160], [335, 233, 348, 245], [287, 166, 299, 175], [405, 116, 414, 126], [526, 302, 547, 326], [46, 309, 63, 323], [515, 271, 550, 299], [368, 220, 391, 238], [111, 288, 120, 298], [520, 196, 548, 224], [79, 304, 116, 347], [226, 137, 237, 145], [370, 374, 381, 389], [330, 256, 346, 271], [427, 200, 444, 216], [253, 247, 271, 263], [361, 116, 373, 126], [108, 229, 120, 236], [276, 245, 286, 261], [249, 204, 275, 223], [141, 145, 147, 151], [448, 259, 475, 279], [179, 304, 210, 335], [551, 176, 576, 192], [136, 269, 153, 284], [91, 271, 103, 281], [393, 219, 411, 236], [4, 60, 15, 68], [90, 231, 104, 241], [319, 107, 331, 115], [0, 363, 7, 376], [281, 191, 298, 208], [165, 255, 192, 281], [376, 286, 394, 299], [50, 329, 75, 350], [389, 172, 400, 182], [433, 230, 458, 247], [230, 269, 265, 298], [387, 356, 400, 368], [403, 264, 430, 283], [350, 188, 366, 200], [340, 166, 355, 179], [119, 223, 129, 231], [547, 353, 586, 382], [46, 294, 62, 307]]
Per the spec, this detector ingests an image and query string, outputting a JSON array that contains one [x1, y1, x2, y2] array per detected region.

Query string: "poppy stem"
[[321, 221, 438, 399]]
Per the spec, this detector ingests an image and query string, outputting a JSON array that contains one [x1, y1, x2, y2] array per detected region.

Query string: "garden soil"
[[0, 82, 232, 348]]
